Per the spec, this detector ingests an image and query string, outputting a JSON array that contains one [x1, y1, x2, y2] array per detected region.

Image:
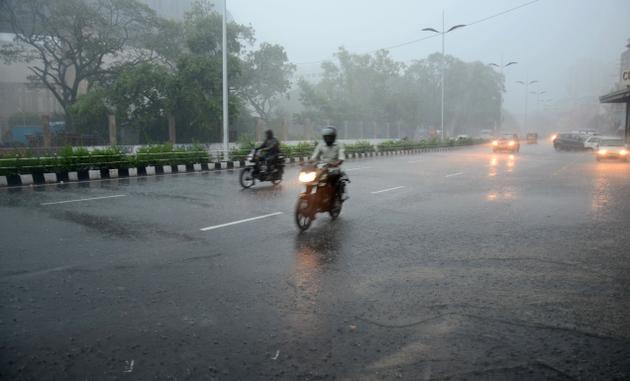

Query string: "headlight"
[[492, 140, 498, 146], [299, 171, 316, 183], [551, 134, 557, 141], [598, 149, 607, 155], [508, 141, 515, 146], [620, 149, 628, 155]]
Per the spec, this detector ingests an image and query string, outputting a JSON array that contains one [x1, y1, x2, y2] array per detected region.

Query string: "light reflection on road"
[[486, 153, 518, 201]]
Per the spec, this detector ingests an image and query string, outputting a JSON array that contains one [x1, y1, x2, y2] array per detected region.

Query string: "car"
[[553, 133, 585, 151], [583, 135, 601, 151], [526, 132, 538, 144], [595, 138, 628, 162], [492, 133, 520, 153]]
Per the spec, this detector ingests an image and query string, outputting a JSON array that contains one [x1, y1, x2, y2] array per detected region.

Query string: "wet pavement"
[[1, 143, 630, 380]]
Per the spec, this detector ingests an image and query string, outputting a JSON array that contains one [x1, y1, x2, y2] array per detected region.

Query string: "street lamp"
[[529, 90, 546, 111], [488, 60, 518, 135], [222, 0, 229, 160], [516, 79, 538, 132], [422, 11, 466, 141]]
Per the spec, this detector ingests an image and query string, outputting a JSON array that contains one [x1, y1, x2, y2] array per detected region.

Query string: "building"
[[599, 39, 630, 144], [0, 0, 225, 144]]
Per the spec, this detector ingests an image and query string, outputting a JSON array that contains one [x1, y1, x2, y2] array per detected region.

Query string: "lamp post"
[[422, 11, 466, 141], [222, 0, 229, 160], [516, 79, 538, 133], [489, 60, 517, 135], [529, 90, 546, 112]]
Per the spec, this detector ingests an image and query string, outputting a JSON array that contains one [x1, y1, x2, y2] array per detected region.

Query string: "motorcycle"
[[295, 162, 349, 232], [239, 149, 285, 188]]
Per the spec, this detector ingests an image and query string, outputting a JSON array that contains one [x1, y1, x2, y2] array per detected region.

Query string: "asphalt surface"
[[1, 143, 630, 380]]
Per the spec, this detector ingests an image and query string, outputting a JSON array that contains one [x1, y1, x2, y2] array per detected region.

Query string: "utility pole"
[[516, 78, 538, 133], [222, 0, 229, 160], [489, 58, 517, 135], [422, 13, 466, 141]]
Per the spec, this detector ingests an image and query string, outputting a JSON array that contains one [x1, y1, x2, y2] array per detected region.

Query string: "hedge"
[[0, 145, 210, 176]]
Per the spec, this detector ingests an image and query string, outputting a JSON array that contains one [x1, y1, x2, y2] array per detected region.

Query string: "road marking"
[[40, 194, 128, 206], [345, 166, 371, 171], [445, 172, 464, 178], [371, 186, 405, 194], [200, 212, 283, 232]]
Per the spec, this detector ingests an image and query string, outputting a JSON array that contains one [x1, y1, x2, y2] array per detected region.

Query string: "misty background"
[[230, 0, 629, 116], [0, 0, 629, 148]]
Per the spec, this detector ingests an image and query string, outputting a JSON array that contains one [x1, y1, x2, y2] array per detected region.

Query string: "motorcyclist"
[[256, 129, 280, 172], [310, 126, 347, 198]]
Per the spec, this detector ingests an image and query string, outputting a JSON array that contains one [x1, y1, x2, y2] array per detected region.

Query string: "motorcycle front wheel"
[[295, 198, 312, 232], [239, 167, 255, 188]]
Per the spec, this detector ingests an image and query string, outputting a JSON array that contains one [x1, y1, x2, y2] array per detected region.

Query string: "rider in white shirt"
[[311, 126, 348, 198]]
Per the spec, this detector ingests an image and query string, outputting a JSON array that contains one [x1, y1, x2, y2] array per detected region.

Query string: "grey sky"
[[228, 0, 630, 115]]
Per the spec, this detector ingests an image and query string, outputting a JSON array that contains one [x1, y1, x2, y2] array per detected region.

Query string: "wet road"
[[1, 143, 630, 380]]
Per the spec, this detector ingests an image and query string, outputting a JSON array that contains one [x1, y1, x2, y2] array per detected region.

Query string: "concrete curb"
[[0, 144, 479, 188]]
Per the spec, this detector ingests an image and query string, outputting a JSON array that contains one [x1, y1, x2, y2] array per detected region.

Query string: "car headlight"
[[508, 141, 515, 146], [299, 171, 317, 183], [492, 140, 498, 146], [551, 134, 557, 141], [620, 149, 628, 155], [598, 149, 607, 155]]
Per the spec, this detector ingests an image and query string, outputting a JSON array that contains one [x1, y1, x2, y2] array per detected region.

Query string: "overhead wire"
[[294, 0, 541, 67]]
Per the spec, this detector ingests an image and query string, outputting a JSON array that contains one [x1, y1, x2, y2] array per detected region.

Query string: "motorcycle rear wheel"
[[295, 198, 312, 232], [239, 167, 255, 188], [329, 194, 342, 219]]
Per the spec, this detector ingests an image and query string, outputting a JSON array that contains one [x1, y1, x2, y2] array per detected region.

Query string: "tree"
[[238, 43, 296, 122], [0, 0, 158, 128], [298, 48, 504, 138]]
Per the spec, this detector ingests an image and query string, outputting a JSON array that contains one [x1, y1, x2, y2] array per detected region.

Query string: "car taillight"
[[492, 140, 498, 146], [598, 149, 607, 155], [620, 149, 628, 155], [508, 141, 515, 146]]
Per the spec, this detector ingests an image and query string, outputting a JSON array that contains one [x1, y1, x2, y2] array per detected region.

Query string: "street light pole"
[[423, 12, 466, 141], [440, 10, 445, 141], [516, 78, 538, 132], [222, 0, 229, 160], [489, 59, 517, 135]]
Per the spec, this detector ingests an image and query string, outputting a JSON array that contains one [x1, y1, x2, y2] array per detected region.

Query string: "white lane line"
[[200, 212, 283, 232], [345, 166, 371, 171], [41, 194, 128, 206], [371, 186, 406, 194], [445, 172, 464, 178]]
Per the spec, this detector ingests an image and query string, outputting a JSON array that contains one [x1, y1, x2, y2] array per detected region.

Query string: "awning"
[[600, 87, 630, 103]]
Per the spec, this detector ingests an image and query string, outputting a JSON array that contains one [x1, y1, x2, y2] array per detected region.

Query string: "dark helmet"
[[265, 129, 274, 139], [322, 126, 337, 146]]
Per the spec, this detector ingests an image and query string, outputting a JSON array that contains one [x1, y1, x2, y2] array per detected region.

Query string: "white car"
[[583, 136, 601, 151], [595, 138, 628, 162]]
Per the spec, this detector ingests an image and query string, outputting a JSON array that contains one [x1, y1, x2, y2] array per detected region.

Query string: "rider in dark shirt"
[[256, 129, 280, 172]]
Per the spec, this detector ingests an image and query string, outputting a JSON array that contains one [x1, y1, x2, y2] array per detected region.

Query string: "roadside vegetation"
[[0, 139, 482, 176]]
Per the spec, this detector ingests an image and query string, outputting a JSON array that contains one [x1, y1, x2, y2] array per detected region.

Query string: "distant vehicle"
[[583, 135, 601, 151], [526, 133, 538, 144], [492, 133, 520, 153], [595, 138, 628, 162], [553, 133, 586, 151], [456, 134, 470, 141], [479, 129, 493, 140]]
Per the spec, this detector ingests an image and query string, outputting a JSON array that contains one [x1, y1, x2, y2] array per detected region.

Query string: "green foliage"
[[292, 141, 317, 157], [344, 141, 375, 154], [237, 43, 296, 121], [299, 49, 504, 137]]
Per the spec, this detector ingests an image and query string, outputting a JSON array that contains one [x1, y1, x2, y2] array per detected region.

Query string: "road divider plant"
[[0, 138, 484, 186]]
